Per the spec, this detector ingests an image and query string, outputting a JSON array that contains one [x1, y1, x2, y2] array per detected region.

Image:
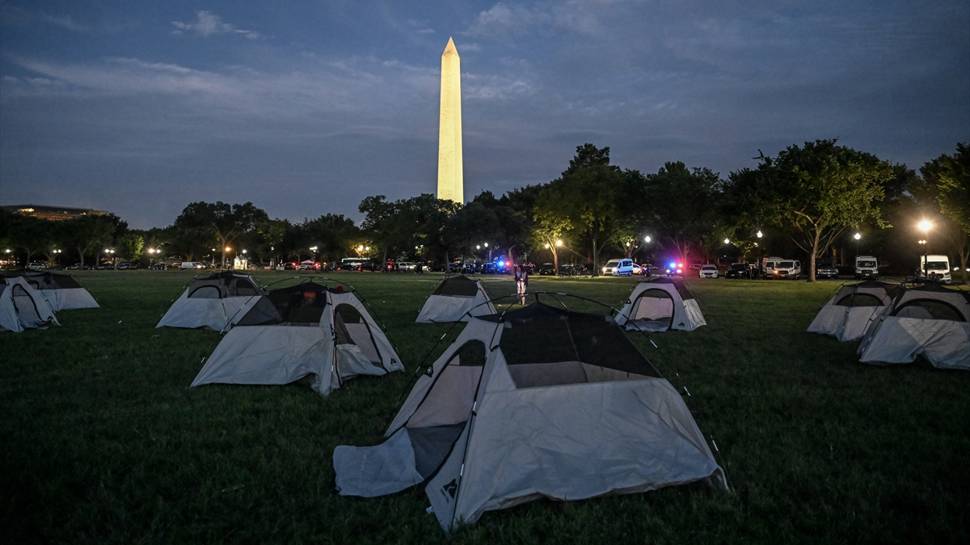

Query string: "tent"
[[807, 281, 899, 342], [858, 284, 970, 370], [614, 278, 706, 332], [334, 302, 726, 531], [416, 275, 496, 323], [156, 271, 263, 331], [0, 276, 59, 332], [14, 271, 99, 311], [191, 282, 404, 396]]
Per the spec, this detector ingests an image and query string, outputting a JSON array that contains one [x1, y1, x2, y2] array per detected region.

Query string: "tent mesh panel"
[[433, 276, 480, 297], [496, 304, 660, 377], [835, 293, 884, 307], [893, 300, 966, 321], [641, 277, 694, 300]]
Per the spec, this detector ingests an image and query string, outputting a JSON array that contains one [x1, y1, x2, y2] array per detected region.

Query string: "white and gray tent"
[[416, 275, 495, 323], [191, 282, 404, 396], [807, 281, 899, 342], [334, 302, 727, 531], [0, 276, 59, 333], [17, 271, 99, 311], [858, 284, 970, 370], [614, 278, 706, 332], [156, 271, 263, 331]]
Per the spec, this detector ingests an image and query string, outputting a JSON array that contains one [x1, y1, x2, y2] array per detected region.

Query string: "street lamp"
[[723, 238, 731, 245], [853, 232, 862, 241], [555, 239, 563, 247], [917, 219, 934, 279], [643, 235, 652, 244], [756, 230, 763, 239]]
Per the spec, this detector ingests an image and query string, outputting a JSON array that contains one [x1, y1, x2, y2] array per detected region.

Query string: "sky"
[[1, 1, 968, 229]]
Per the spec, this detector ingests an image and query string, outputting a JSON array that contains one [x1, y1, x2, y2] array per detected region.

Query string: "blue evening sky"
[[1, 1, 967, 228]]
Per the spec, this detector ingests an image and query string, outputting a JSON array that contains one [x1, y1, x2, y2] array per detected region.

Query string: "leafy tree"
[[63, 214, 123, 268], [921, 143, 970, 281], [742, 140, 894, 281], [531, 197, 572, 273], [118, 233, 145, 263], [551, 162, 625, 274], [172, 202, 269, 267], [9, 216, 52, 266], [300, 214, 360, 263], [644, 162, 723, 265]]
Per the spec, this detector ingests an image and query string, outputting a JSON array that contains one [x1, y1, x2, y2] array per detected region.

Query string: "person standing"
[[514, 264, 529, 305]]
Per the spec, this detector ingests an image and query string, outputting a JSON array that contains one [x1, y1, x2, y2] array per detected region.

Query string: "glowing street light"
[[917, 219, 934, 279], [224, 246, 232, 253], [756, 230, 764, 239], [643, 235, 652, 244], [543, 243, 550, 249], [555, 239, 563, 247], [476, 245, 481, 250], [483, 242, 489, 248], [3, 249, 11, 254], [723, 238, 731, 245], [853, 232, 862, 241], [309, 245, 319, 252], [241, 249, 247, 255]]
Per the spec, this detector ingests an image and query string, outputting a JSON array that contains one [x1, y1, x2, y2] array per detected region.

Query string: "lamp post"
[[223, 246, 233, 270], [917, 219, 933, 280], [104, 248, 116, 269]]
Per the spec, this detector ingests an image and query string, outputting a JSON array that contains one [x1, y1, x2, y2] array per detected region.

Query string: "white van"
[[855, 256, 879, 279], [920, 255, 951, 283], [602, 258, 635, 276], [179, 261, 206, 270], [762, 257, 801, 279]]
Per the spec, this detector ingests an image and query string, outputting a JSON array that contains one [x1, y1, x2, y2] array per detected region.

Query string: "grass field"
[[2, 271, 968, 544]]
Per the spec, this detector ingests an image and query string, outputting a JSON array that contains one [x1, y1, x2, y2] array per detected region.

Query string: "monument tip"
[[443, 36, 458, 56]]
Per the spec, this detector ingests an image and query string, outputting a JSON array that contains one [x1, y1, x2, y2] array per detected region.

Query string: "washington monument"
[[436, 37, 463, 203]]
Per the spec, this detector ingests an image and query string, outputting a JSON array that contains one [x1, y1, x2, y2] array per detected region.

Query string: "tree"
[[118, 233, 145, 263], [745, 140, 894, 282], [172, 202, 269, 267], [63, 214, 123, 268], [921, 143, 970, 281], [552, 162, 625, 274], [644, 162, 723, 265], [532, 198, 572, 273]]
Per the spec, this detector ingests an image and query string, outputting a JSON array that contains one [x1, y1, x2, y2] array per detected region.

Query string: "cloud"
[[171, 10, 261, 40], [464, 1, 610, 37], [39, 13, 90, 32]]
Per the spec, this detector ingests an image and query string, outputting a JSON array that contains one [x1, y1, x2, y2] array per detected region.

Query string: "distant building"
[[1, 204, 110, 221]]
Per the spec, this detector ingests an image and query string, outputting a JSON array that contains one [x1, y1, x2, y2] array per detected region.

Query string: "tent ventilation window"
[[188, 285, 223, 299], [893, 300, 966, 321], [835, 293, 883, 307]]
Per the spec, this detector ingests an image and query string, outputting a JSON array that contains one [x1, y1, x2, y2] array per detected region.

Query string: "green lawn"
[[2, 271, 968, 544]]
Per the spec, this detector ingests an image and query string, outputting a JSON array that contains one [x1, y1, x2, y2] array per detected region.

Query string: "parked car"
[[558, 264, 580, 276], [27, 261, 48, 271], [726, 263, 753, 279], [855, 256, 879, 279], [180, 261, 207, 270], [537, 263, 555, 275], [397, 261, 417, 271], [116, 262, 138, 270], [602, 258, 636, 276], [699, 264, 719, 278], [816, 263, 840, 279], [300, 260, 321, 271]]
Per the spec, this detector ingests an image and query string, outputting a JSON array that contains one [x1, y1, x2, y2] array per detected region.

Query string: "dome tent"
[[191, 281, 403, 396], [0, 276, 59, 332], [858, 284, 970, 369], [415, 275, 495, 323], [156, 271, 263, 331], [614, 278, 706, 332], [333, 299, 726, 532], [12, 271, 99, 311], [807, 281, 900, 342]]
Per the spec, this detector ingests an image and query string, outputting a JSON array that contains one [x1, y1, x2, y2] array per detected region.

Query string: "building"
[[1, 204, 110, 222]]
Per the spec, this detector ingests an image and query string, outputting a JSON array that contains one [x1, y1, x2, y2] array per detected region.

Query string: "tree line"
[[1, 140, 967, 282]]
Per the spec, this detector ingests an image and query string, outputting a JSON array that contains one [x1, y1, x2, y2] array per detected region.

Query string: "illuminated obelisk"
[[436, 37, 463, 203]]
